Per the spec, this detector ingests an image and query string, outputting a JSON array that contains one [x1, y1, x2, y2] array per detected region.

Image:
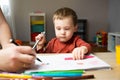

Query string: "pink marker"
[[64, 57, 73, 60]]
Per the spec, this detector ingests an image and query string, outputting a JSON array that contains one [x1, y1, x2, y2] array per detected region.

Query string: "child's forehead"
[[54, 17, 73, 24], [54, 16, 73, 21], [54, 15, 72, 19], [54, 19, 75, 27]]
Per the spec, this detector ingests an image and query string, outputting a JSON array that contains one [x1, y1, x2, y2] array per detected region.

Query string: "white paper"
[[25, 53, 111, 73]]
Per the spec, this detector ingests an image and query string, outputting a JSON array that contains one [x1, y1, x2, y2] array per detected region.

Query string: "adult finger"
[[18, 53, 35, 64], [16, 46, 36, 56]]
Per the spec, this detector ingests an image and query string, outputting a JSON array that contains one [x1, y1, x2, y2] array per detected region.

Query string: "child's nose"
[[61, 30, 65, 34]]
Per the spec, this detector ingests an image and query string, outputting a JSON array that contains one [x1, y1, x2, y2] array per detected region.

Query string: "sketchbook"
[[25, 53, 111, 73]]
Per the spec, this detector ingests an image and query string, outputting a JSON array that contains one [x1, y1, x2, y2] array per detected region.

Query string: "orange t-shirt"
[[37, 35, 91, 53]]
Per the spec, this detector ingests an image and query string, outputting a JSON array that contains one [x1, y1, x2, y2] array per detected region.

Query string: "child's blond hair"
[[53, 7, 78, 26]]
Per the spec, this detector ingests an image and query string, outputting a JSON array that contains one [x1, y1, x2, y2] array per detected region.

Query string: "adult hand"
[[72, 46, 88, 60], [2, 43, 16, 49], [0, 46, 36, 72]]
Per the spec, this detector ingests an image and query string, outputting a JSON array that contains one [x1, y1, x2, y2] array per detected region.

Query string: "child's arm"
[[72, 46, 89, 60], [35, 33, 46, 52]]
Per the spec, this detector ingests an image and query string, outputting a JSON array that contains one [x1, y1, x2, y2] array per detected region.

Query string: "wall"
[[11, 0, 109, 42], [108, 0, 120, 32]]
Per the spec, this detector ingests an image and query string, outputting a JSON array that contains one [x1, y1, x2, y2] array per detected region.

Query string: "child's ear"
[[74, 25, 78, 32]]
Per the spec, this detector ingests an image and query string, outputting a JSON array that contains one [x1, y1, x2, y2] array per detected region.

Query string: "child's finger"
[[35, 34, 43, 41]]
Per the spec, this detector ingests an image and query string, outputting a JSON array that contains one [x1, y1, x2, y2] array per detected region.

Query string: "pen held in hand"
[[32, 31, 45, 49], [32, 40, 40, 50], [32, 39, 42, 63], [32, 31, 45, 62], [10, 39, 42, 63]]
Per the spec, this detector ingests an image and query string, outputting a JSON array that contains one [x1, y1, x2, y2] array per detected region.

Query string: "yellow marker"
[[0, 73, 32, 79], [116, 45, 120, 64]]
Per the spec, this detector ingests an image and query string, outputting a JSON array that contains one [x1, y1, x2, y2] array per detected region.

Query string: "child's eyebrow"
[[64, 26, 73, 28], [55, 26, 61, 28]]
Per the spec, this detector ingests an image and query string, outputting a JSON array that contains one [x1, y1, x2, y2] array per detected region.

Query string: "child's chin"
[[59, 39, 68, 42]]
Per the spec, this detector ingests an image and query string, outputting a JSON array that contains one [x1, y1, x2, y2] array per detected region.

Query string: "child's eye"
[[65, 28, 70, 30], [56, 28, 61, 30]]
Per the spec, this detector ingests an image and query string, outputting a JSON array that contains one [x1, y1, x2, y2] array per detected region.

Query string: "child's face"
[[54, 17, 77, 42]]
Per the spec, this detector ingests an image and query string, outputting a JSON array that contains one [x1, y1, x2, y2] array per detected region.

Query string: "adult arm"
[[0, 8, 12, 48]]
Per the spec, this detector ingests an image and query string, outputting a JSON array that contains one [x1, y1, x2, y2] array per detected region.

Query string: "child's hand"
[[72, 46, 88, 60], [35, 33, 46, 50]]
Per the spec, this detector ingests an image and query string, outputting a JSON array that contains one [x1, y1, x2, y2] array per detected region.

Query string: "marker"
[[31, 72, 82, 77], [0, 73, 32, 79], [53, 74, 95, 80], [25, 69, 84, 77], [27, 70, 85, 74]]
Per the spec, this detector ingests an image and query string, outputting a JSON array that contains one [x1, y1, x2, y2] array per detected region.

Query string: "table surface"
[[84, 52, 120, 80]]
